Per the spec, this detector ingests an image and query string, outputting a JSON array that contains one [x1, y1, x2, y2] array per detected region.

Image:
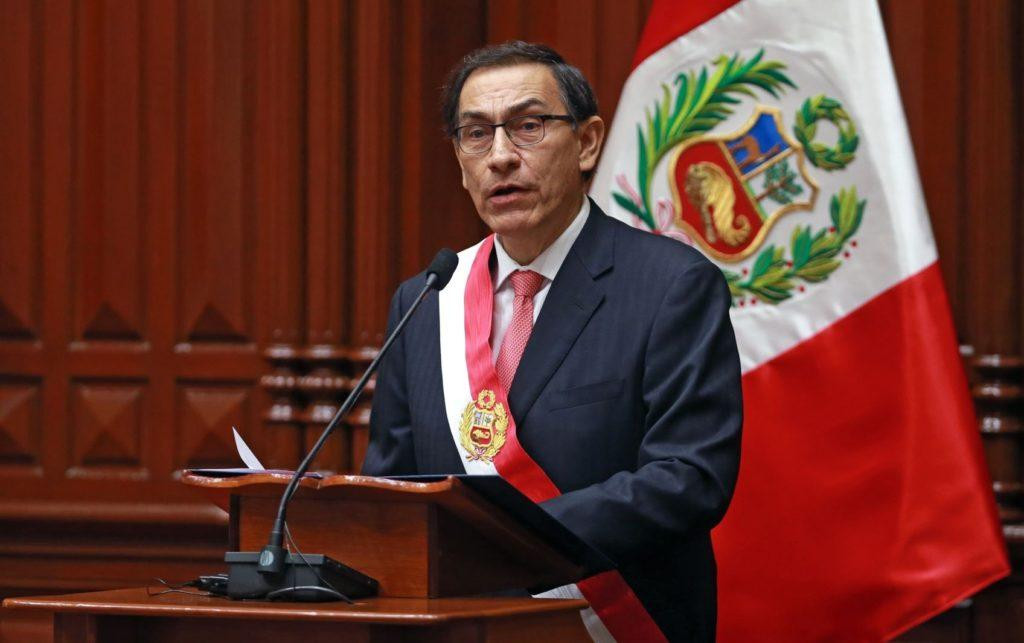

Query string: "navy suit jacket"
[[362, 203, 743, 641]]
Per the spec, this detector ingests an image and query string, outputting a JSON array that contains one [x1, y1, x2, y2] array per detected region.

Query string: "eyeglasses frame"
[[453, 114, 576, 154]]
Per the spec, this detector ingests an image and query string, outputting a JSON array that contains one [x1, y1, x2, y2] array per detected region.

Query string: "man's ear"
[[577, 115, 606, 174]]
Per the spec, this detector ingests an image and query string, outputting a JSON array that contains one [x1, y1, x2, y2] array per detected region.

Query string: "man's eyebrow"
[[458, 109, 491, 122], [458, 98, 549, 123], [504, 98, 547, 116]]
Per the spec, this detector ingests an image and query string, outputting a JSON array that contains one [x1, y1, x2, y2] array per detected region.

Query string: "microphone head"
[[426, 248, 459, 290]]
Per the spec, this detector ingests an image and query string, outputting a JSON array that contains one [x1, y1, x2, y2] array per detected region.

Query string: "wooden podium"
[[2, 474, 593, 642]]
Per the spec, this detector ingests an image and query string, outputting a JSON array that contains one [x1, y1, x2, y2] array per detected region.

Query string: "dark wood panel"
[[37, 0, 75, 493], [963, 0, 1019, 355], [73, 0, 145, 342], [972, 575, 1024, 643], [252, 0, 305, 346], [68, 379, 148, 478], [882, 0, 967, 337], [1018, 0, 1024, 357], [0, 0, 40, 341], [485, 0, 650, 128], [175, 382, 252, 470], [0, 377, 43, 473], [305, 0, 349, 347], [139, 0, 181, 484], [398, 0, 488, 278], [1, 3, 273, 623], [594, 0, 650, 123], [179, 0, 252, 344], [395, 0, 427, 285], [0, 513, 225, 591], [349, 0, 400, 346], [895, 602, 971, 643]]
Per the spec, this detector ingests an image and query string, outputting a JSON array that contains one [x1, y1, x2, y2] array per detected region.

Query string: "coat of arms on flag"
[[671, 105, 818, 262], [611, 50, 864, 305]]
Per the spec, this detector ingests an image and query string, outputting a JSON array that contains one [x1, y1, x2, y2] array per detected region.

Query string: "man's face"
[[453, 64, 603, 241]]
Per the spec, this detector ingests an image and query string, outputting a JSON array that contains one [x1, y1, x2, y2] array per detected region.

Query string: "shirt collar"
[[493, 197, 590, 291]]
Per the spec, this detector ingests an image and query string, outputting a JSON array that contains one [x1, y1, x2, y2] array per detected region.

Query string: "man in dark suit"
[[362, 41, 742, 642]]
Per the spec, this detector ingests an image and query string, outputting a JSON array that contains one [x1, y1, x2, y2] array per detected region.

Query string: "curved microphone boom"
[[236, 249, 458, 594]]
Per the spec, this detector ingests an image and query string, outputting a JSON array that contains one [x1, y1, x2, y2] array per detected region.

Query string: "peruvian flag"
[[590, 0, 1009, 640]]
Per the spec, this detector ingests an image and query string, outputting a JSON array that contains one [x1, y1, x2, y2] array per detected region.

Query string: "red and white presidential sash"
[[438, 236, 666, 643]]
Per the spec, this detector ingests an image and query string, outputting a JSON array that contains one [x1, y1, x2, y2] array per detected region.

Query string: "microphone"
[[225, 249, 459, 601], [425, 247, 458, 290]]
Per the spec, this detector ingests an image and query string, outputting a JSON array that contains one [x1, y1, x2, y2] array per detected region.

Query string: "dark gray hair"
[[440, 41, 599, 138]]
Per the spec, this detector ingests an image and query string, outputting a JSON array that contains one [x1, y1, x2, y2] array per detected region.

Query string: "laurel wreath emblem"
[[722, 188, 865, 303], [793, 95, 859, 171]]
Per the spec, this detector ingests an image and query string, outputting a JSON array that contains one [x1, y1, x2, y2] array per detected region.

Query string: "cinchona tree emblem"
[[612, 50, 865, 305]]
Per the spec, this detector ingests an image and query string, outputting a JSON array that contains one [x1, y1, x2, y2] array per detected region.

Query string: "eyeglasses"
[[454, 114, 575, 154]]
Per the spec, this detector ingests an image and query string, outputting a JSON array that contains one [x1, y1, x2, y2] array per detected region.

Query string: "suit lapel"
[[507, 202, 615, 424]]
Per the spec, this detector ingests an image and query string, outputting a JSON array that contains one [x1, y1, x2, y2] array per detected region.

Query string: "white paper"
[[232, 427, 265, 470]]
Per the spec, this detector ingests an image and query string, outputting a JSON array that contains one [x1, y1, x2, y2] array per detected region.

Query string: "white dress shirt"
[[490, 198, 591, 363]]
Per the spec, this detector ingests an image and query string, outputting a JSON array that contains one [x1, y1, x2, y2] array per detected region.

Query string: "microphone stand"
[[257, 271, 443, 574], [224, 251, 456, 602]]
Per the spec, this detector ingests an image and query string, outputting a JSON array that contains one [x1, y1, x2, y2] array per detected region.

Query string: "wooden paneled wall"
[[0, 0, 1021, 640]]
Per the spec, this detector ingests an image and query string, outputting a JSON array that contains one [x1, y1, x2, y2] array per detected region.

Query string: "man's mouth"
[[488, 183, 527, 199]]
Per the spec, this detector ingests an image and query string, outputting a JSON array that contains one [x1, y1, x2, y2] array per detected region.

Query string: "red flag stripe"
[[713, 262, 1009, 641], [632, 0, 742, 69]]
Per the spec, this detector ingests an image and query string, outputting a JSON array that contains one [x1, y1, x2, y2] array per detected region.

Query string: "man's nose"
[[486, 127, 520, 172]]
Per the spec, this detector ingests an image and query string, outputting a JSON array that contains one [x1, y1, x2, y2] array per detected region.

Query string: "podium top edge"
[[178, 471, 459, 495]]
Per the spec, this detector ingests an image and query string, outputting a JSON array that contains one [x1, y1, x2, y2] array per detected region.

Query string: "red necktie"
[[495, 270, 545, 393]]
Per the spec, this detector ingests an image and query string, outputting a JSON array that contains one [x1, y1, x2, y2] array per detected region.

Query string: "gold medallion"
[[458, 389, 508, 462]]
